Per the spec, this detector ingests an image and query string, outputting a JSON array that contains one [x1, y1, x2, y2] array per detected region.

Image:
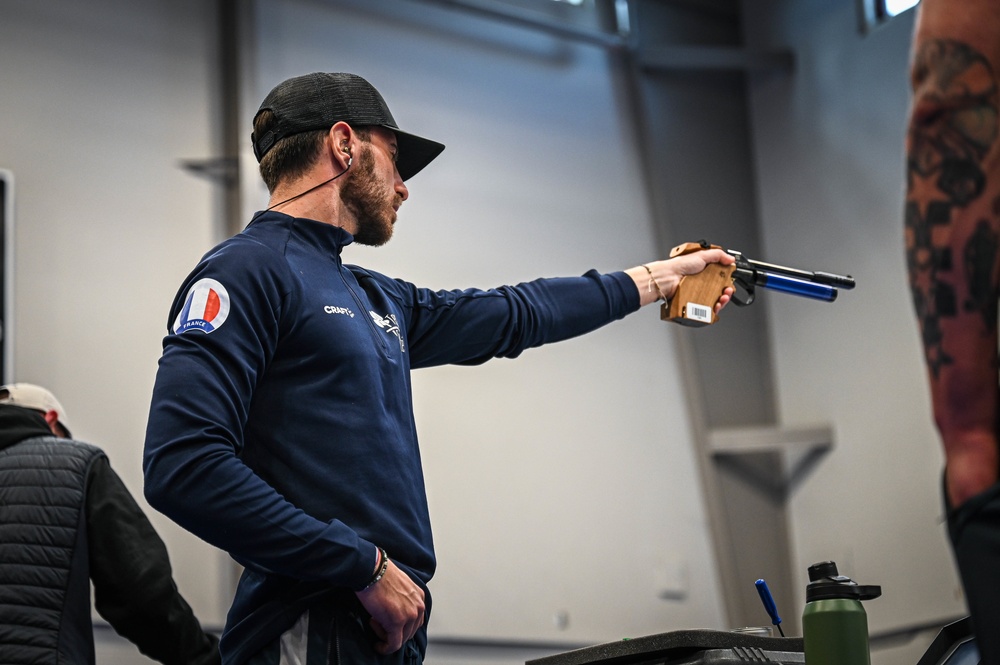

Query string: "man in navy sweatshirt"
[[142, 72, 734, 665]]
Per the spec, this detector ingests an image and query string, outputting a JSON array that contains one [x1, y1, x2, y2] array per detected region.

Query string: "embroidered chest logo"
[[370, 311, 405, 352], [324, 305, 355, 317], [173, 278, 231, 334]]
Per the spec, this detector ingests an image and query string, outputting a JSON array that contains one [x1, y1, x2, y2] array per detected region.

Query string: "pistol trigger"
[[733, 278, 755, 307]]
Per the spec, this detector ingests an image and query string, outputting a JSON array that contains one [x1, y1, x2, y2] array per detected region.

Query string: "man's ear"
[[330, 122, 354, 169], [43, 409, 61, 436]]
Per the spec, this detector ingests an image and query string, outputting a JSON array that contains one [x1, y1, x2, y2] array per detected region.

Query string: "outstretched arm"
[[905, 0, 1000, 507]]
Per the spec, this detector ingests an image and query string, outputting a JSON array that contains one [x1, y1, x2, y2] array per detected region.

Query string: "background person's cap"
[[0, 382, 71, 437], [251, 72, 445, 181]]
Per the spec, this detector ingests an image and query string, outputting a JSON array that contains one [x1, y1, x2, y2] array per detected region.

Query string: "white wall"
[[744, 0, 965, 645], [0, 0, 230, 637]]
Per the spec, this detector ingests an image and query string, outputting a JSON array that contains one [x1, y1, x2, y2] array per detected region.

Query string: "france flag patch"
[[173, 278, 231, 334]]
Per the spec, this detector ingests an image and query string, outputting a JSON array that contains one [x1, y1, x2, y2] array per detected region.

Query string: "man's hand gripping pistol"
[[663, 240, 856, 327]]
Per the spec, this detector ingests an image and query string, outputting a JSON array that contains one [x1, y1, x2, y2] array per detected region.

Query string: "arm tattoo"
[[965, 216, 1000, 330], [905, 38, 1000, 377]]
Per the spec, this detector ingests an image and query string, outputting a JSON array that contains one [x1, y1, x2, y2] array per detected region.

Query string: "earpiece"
[[344, 149, 353, 168]]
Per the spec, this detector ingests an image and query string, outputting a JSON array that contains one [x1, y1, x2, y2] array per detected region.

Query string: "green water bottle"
[[801, 561, 881, 665]]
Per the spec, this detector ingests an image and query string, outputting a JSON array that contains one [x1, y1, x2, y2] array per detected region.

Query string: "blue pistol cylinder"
[[758, 273, 838, 302]]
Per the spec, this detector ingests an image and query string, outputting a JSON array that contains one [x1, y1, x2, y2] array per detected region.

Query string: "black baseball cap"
[[251, 72, 445, 181]]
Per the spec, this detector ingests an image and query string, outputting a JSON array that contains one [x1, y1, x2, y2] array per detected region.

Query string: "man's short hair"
[[254, 109, 328, 193], [254, 117, 376, 193]]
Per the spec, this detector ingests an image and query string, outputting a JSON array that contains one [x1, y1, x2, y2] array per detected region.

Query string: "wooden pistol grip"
[[669, 241, 721, 258], [661, 242, 734, 327]]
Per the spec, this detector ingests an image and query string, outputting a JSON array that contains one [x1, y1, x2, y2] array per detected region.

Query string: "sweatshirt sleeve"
[[142, 242, 377, 591], [86, 456, 221, 665], [396, 270, 641, 369]]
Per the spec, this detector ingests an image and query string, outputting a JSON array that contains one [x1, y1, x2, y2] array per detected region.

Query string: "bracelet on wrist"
[[362, 547, 389, 591], [641, 263, 668, 302]]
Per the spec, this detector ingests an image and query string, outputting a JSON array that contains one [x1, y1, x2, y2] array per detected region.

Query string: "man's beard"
[[340, 145, 400, 246]]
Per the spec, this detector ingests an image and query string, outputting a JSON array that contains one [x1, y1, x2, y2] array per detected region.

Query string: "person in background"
[[905, 1, 1000, 660], [0, 382, 221, 665], [142, 71, 735, 665]]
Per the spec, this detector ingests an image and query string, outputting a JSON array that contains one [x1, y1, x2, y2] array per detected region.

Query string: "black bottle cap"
[[806, 561, 882, 602]]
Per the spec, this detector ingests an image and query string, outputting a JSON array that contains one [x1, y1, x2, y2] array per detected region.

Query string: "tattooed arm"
[[905, 0, 1000, 507]]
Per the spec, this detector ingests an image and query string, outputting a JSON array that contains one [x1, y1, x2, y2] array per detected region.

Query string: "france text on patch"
[[173, 278, 231, 334]]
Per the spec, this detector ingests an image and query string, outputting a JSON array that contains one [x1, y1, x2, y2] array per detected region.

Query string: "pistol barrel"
[[740, 257, 854, 290]]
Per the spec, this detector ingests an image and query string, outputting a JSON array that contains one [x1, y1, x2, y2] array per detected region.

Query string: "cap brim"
[[390, 128, 445, 181]]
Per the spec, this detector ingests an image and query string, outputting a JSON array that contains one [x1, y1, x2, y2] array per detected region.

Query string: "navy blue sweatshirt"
[[142, 212, 639, 662]]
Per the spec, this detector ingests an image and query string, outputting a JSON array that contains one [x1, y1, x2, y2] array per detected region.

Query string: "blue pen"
[[755, 579, 785, 637]]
